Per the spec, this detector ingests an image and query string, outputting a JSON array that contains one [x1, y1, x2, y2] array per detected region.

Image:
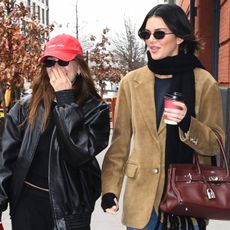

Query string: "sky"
[[49, 0, 163, 39]]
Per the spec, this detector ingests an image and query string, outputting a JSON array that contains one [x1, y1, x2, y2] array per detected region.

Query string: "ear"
[[176, 37, 184, 45]]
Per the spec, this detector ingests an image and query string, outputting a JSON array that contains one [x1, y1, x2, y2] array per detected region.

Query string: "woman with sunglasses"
[[0, 34, 110, 230], [101, 4, 225, 230]]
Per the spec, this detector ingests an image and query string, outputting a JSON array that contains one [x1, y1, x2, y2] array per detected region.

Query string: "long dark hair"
[[138, 4, 201, 54], [27, 55, 101, 131]]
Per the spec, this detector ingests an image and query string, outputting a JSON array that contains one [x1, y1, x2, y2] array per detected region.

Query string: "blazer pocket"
[[125, 163, 138, 178]]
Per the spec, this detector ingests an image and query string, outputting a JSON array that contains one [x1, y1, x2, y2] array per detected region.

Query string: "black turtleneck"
[[26, 113, 54, 189], [154, 77, 172, 129]]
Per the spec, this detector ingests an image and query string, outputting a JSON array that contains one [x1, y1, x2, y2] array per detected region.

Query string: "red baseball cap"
[[39, 34, 83, 63]]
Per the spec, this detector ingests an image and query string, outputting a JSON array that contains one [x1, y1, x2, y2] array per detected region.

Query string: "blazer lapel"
[[134, 67, 159, 141], [158, 116, 166, 135]]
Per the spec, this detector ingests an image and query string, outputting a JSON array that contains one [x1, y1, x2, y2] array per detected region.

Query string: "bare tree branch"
[[112, 18, 146, 73], [89, 28, 122, 96]]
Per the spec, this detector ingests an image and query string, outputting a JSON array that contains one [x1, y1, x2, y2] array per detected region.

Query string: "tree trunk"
[[99, 80, 105, 98], [0, 82, 7, 119]]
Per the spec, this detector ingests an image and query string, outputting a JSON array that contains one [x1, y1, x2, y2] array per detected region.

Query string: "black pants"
[[12, 183, 54, 230], [12, 184, 90, 230]]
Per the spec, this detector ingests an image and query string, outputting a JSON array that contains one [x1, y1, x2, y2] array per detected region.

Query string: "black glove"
[[101, 193, 117, 212]]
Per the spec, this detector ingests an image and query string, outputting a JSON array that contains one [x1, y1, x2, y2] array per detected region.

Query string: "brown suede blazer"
[[101, 66, 225, 229]]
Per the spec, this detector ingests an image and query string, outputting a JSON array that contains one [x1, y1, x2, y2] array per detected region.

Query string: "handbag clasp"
[[185, 173, 192, 183], [207, 188, 216, 199], [208, 176, 221, 181]]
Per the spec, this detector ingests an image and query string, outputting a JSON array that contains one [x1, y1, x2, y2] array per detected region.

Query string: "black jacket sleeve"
[[54, 91, 110, 167], [0, 100, 27, 214]]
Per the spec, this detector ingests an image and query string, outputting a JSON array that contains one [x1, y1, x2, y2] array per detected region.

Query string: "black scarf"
[[147, 51, 206, 230]]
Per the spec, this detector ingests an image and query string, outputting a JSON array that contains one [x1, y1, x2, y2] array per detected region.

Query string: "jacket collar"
[[133, 66, 165, 140]]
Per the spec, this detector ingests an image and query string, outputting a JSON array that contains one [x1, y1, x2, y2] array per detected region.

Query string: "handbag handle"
[[194, 130, 229, 177]]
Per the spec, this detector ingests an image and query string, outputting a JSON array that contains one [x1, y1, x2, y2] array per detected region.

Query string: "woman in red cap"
[[0, 34, 110, 230]]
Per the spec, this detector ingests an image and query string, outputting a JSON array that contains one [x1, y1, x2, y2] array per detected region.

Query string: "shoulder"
[[83, 96, 109, 113], [8, 95, 31, 117], [194, 68, 221, 106], [80, 96, 110, 125], [6, 95, 31, 126], [122, 65, 149, 81], [194, 68, 218, 87], [120, 65, 153, 87]]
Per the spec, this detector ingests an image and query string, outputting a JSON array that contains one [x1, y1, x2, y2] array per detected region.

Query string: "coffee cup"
[[164, 92, 183, 125]]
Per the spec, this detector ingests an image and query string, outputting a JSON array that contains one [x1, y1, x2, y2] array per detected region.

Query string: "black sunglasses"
[[138, 30, 173, 40], [44, 59, 70, 68]]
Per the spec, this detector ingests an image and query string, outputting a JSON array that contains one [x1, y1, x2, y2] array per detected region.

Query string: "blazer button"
[[152, 168, 159, 174]]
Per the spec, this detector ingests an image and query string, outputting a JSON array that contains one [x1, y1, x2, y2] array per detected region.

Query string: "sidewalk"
[[2, 134, 230, 229]]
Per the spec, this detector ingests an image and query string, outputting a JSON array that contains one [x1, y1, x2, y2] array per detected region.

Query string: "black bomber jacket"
[[0, 90, 110, 229]]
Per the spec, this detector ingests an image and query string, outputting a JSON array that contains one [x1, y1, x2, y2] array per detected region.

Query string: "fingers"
[[164, 102, 187, 123], [48, 67, 72, 91], [105, 198, 119, 215], [105, 206, 118, 214], [50, 67, 65, 81]]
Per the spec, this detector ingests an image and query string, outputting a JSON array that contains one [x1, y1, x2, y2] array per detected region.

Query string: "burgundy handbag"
[[160, 131, 230, 220]]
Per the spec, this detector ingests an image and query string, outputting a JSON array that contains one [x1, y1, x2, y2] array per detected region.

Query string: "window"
[[32, 2, 36, 15], [37, 5, 40, 21], [46, 9, 49, 25], [42, 9, 45, 24]]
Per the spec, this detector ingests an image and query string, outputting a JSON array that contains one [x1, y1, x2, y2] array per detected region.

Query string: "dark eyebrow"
[[145, 28, 169, 32], [155, 28, 169, 31]]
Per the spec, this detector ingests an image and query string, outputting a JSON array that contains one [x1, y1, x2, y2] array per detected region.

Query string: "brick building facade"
[[179, 0, 230, 157]]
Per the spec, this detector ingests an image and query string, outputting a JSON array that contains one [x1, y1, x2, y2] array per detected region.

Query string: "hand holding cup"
[[164, 92, 187, 125]]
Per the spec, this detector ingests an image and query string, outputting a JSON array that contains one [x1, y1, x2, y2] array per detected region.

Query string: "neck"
[[155, 74, 173, 79]]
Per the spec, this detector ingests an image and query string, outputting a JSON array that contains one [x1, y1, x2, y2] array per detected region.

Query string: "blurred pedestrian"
[[0, 34, 110, 230], [101, 4, 225, 230]]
